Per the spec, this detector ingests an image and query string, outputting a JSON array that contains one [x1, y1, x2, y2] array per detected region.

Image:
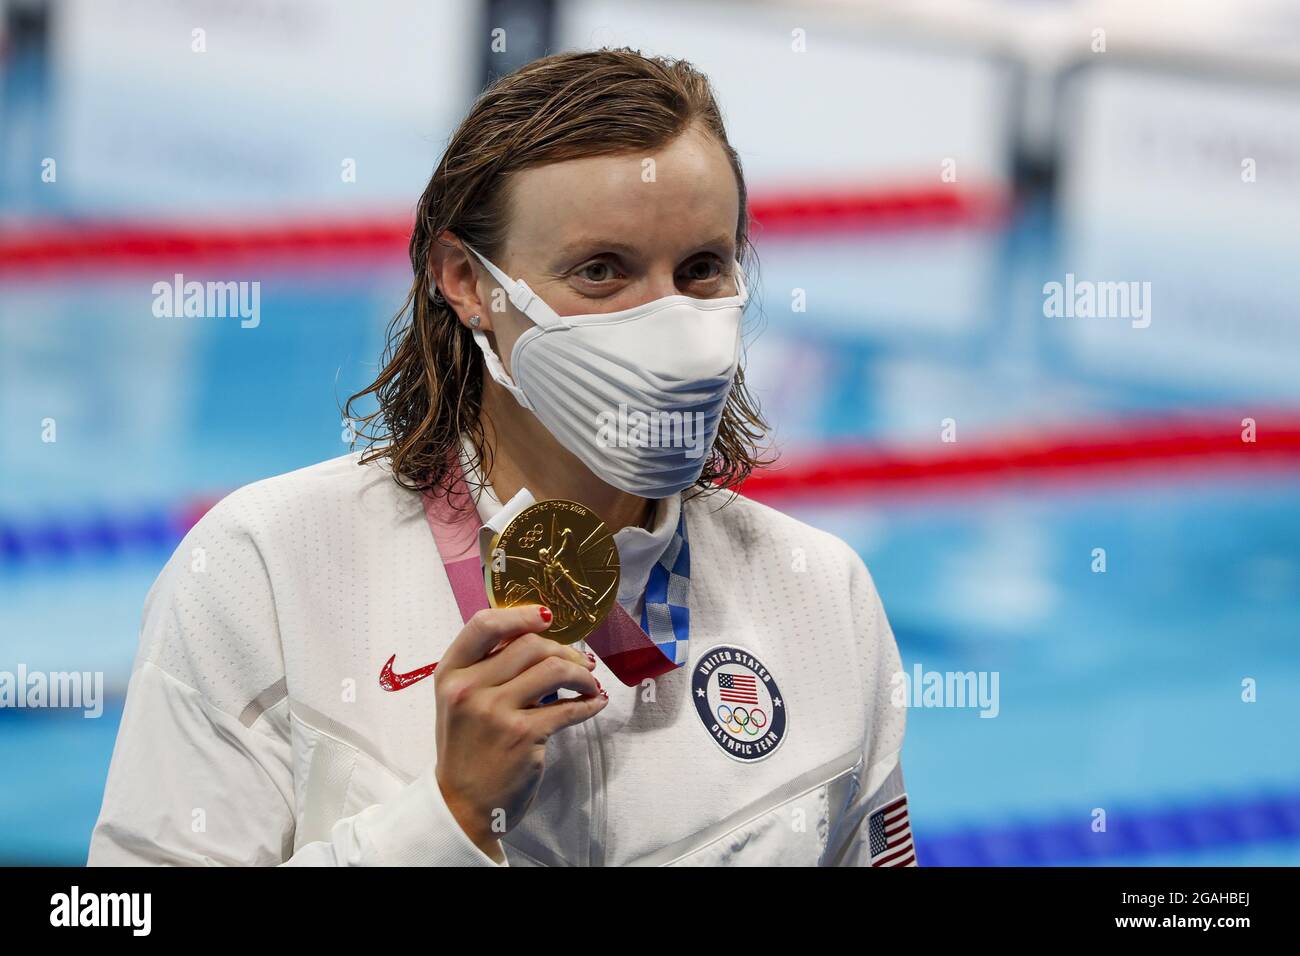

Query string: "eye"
[[677, 255, 725, 287], [574, 258, 621, 284]]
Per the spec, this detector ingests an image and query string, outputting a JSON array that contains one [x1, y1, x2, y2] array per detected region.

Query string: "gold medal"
[[486, 499, 620, 644]]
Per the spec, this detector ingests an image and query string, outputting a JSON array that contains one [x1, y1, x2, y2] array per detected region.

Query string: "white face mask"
[[451, 243, 749, 499]]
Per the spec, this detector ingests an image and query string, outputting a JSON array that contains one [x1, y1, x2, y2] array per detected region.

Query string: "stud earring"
[[468, 314, 482, 329]]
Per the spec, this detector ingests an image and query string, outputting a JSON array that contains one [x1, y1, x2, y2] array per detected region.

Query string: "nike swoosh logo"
[[379, 654, 438, 692]]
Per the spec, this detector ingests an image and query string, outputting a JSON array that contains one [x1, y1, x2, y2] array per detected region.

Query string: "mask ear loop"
[[470, 328, 533, 409], [732, 259, 750, 307], [454, 242, 559, 411], [461, 243, 563, 329]]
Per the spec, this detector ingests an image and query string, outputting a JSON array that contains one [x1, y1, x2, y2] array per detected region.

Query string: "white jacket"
[[88, 453, 912, 866]]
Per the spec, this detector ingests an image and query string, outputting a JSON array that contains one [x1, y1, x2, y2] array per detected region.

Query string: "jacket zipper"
[[580, 638, 607, 867]]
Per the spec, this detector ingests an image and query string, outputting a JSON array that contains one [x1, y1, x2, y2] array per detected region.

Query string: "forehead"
[[502, 124, 740, 259]]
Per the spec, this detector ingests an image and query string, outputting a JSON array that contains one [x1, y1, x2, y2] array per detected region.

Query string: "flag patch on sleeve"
[[867, 793, 916, 867]]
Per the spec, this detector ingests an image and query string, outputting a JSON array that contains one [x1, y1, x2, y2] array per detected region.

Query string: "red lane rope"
[[0, 218, 414, 273], [748, 183, 1008, 234], [738, 416, 1300, 501], [0, 183, 1009, 274], [1, 415, 1292, 568]]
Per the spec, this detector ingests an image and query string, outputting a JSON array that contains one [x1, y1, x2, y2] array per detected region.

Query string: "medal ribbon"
[[421, 458, 687, 686], [639, 510, 691, 667]]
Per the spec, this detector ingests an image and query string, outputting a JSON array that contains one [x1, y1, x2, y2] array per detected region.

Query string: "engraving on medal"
[[487, 499, 620, 644]]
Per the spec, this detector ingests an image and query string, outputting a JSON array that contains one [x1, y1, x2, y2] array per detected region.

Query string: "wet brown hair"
[[345, 47, 773, 500]]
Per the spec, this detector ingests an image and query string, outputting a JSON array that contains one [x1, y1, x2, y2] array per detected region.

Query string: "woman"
[[89, 48, 912, 867]]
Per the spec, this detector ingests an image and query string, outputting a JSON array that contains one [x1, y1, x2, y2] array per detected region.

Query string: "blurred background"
[[1, 0, 1298, 865]]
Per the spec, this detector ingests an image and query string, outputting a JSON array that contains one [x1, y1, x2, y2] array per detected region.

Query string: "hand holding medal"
[[485, 499, 621, 645]]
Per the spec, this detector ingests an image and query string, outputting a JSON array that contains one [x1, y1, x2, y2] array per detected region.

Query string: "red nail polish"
[[594, 677, 604, 692], [599, 690, 609, 700], [586, 652, 596, 664], [538, 606, 552, 624]]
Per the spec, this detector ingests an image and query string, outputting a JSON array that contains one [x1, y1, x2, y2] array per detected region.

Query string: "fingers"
[[440, 604, 553, 672], [527, 691, 610, 737], [471, 631, 593, 687], [499, 654, 602, 709]]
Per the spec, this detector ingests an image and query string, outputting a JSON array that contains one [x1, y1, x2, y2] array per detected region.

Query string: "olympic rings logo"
[[520, 523, 544, 548], [716, 704, 768, 737]]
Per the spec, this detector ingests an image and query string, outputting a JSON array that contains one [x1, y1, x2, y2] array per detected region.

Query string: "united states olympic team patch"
[[691, 645, 787, 762]]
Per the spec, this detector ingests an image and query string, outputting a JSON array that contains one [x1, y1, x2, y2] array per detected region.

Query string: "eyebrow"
[[553, 234, 737, 264]]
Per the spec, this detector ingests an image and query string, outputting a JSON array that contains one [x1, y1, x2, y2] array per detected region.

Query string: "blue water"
[[2, 207, 1298, 864]]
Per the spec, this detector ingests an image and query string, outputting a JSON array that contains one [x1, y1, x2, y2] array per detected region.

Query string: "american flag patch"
[[717, 672, 758, 704], [867, 793, 916, 867]]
